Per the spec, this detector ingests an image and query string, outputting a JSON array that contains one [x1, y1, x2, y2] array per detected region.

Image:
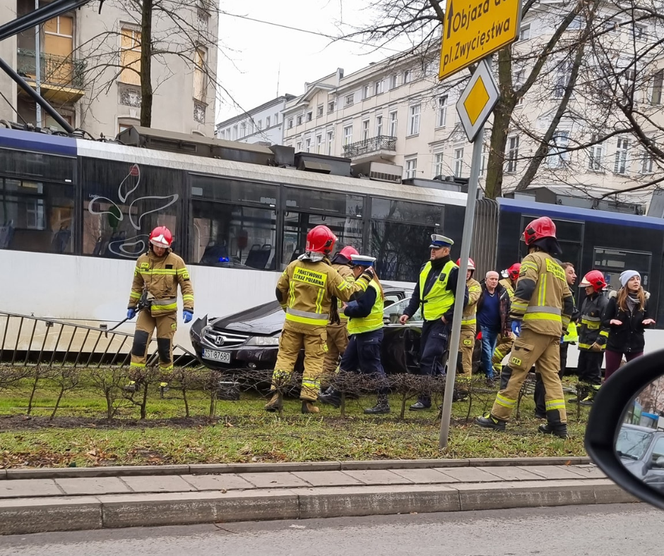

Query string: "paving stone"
[[519, 465, 587, 480], [223, 462, 340, 473], [5, 465, 190, 479], [180, 474, 255, 491], [55, 477, 132, 496], [340, 459, 469, 470], [239, 472, 310, 488], [342, 469, 413, 485], [120, 475, 197, 493], [0, 478, 62, 498], [0, 496, 102, 535], [291, 471, 364, 487], [476, 466, 544, 481], [435, 467, 502, 483], [390, 468, 456, 484], [560, 465, 606, 479]]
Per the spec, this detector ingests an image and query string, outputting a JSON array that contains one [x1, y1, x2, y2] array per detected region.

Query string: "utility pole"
[[34, 0, 42, 128]]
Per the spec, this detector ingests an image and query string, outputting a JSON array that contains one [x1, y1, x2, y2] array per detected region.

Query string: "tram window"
[[370, 221, 436, 281], [371, 198, 442, 226], [282, 213, 362, 269], [0, 148, 74, 183], [284, 188, 363, 217], [0, 178, 74, 254], [191, 175, 277, 207], [593, 247, 652, 291], [192, 202, 277, 270], [81, 159, 182, 259]]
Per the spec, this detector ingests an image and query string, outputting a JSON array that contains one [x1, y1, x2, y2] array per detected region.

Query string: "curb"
[[0, 478, 635, 535], [0, 457, 592, 480]]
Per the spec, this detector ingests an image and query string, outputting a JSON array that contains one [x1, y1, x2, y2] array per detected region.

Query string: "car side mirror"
[[586, 349, 664, 510]]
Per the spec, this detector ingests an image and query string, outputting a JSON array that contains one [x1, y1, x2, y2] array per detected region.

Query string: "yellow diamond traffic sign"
[[456, 59, 500, 142]]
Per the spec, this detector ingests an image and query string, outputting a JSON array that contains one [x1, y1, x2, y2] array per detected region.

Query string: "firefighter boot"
[[580, 385, 601, 406], [301, 400, 320, 414], [364, 394, 390, 415], [319, 388, 342, 408], [264, 392, 283, 412], [568, 383, 588, 404], [475, 412, 506, 431], [539, 409, 569, 438]]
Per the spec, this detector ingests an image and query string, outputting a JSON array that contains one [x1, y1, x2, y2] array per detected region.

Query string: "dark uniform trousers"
[[340, 329, 388, 394], [417, 319, 450, 407], [577, 350, 603, 386]]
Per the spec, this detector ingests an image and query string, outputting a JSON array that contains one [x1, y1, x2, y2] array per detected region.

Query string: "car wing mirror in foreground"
[[585, 349, 664, 510]]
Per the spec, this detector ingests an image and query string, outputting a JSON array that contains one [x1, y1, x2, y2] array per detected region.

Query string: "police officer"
[[574, 270, 610, 406], [321, 255, 390, 414], [322, 246, 359, 386], [492, 263, 520, 378], [266, 226, 374, 414], [127, 226, 194, 372], [458, 258, 481, 376], [399, 234, 467, 411], [476, 217, 574, 438]]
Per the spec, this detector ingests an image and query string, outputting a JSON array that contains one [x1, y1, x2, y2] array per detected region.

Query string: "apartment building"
[[0, 0, 218, 138], [215, 94, 295, 145]]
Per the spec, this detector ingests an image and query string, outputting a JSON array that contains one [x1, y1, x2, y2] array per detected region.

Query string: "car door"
[[643, 436, 664, 493], [382, 297, 422, 374]]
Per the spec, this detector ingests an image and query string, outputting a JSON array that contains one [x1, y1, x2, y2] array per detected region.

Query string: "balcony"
[[17, 49, 86, 105], [343, 135, 397, 162]]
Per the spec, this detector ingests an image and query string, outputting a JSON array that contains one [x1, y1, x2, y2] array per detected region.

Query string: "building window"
[[641, 149, 654, 174], [264, 116, 269, 128], [317, 105, 324, 117], [547, 131, 570, 168], [614, 137, 629, 174], [480, 144, 488, 176], [454, 148, 464, 177], [553, 61, 573, 98], [296, 141, 302, 152], [257, 119, 262, 130], [305, 138, 311, 152], [403, 69, 412, 84], [362, 119, 370, 141], [343, 125, 353, 146], [389, 111, 398, 136], [345, 93, 354, 107], [408, 104, 421, 136], [505, 135, 519, 173], [316, 134, 323, 153], [437, 95, 448, 128], [327, 130, 334, 155], [240, 122, 246, 138], [375, 80, 384, 95], [588, 135, 603, 171], [651, 70, 663, 105], [297, 115, 303, 126], [405, 158, 418, 179], [433, 152, 444, 177], [306, 111, 313, 122], [390, 74, 398, 89], [288, 118, 293, 129], [328, 101, 335, 113], [363, 84, 372, 99], [520, 23, 531, 40], [120, 28, 141, 85], [376, 115, 383, 136], [232, 125, 238, 140]]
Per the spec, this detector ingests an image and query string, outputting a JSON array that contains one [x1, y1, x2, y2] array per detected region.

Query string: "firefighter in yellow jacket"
[[127, 226, 194, 372], [492, 263, 520, 377], [458, 258, 481, 376], [476, 217, 574, 438], [266, 226, 374, 414]]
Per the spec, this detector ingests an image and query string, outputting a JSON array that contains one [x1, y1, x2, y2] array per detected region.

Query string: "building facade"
[[0, 0, 218, 138]]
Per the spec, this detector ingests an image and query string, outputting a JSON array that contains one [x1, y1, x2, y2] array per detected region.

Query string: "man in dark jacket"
[[399, 234, 468, 410], [476, 271, 510, 382]]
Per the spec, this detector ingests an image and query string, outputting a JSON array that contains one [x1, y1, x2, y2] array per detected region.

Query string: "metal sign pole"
[[439, 123, 485, 449]]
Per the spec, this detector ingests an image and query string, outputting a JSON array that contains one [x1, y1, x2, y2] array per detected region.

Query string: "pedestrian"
[[534, 262, 578, 417], [322, 245, 359, 387], [571, 270, 610, 406], [476, 217, 574, 438], [476, 270, 510, 382], [602, 270, 655, 381], [399, 234, 467, 411], [320, 255, 390, 414], [492, 263, 519, 378], [265, 225, 374, 414], [127, 226, 194, 374], [458, 258, 482, 377]]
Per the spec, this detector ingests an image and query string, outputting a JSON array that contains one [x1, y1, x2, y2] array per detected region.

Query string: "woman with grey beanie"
[[602, 270, 655, 380]]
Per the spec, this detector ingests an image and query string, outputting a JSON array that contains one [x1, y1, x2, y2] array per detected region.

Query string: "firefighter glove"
[[183, 310, 193, 324], [127, 308, 136, 320], [590, 341, 602, 352], [511, 320, 521, 337]]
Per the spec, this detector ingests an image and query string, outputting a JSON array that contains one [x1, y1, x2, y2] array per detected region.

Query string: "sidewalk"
[[0, 457, 636, 535]]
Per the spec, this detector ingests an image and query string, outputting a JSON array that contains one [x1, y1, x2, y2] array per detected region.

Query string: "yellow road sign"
[[456, 59, 500, 142], [439, 0, 522, 80]]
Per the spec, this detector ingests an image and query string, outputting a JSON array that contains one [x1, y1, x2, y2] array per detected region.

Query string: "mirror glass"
[[616, 376, 664, 493]]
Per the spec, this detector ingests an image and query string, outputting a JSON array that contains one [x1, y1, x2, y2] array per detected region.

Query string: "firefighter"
[[476, 217, 574, 438], [458, 258, 481, 377], [320, 255, 390, 414], [322, 245, 359, 387], [492, 263, 520, 379], [399, 234, 467, 411], [127, 226, 194, 373], [265, 225, 374, 414], [573, 270, 610, 406]]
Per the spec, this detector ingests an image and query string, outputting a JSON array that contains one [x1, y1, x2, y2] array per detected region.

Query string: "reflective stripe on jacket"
[[128, 250, 194, 317], [331, 263, 355, 322], [347, 280, 384, 335], [578, 292, 609, 350], [419, 259, 457, 321], [461, 277, 481, 329]]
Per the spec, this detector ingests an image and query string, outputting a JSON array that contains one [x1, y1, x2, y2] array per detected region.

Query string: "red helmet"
[[306, 225, 337, 254], [149, 226, 173, 248], [523, 217, 556, 246], [508, 263, 521, 281], [338, 245, 359, 259], [580, 270, 606, 293], [456, 258, 475, 271]]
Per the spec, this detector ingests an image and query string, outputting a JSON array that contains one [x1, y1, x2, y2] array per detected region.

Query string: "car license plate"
[[202, 349, 231, 364]]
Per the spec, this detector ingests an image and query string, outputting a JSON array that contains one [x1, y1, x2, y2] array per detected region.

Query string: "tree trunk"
[[140, 0, 154, 127]]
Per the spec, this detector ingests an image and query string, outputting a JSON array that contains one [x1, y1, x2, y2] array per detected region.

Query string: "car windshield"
[[616, 428, 653, 460], [383, 297, 422, 322]]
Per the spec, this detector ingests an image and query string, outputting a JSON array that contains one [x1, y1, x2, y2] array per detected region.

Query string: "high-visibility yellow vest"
[[563, 321, 578, 343], [347, 280, 384, 335], [419, 260, 457, 321]]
